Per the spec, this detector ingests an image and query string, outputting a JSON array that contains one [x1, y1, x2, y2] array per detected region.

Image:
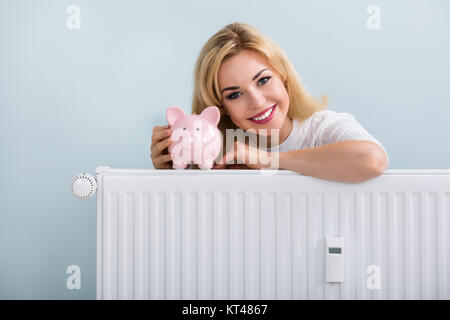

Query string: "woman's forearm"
[[277, 140, 388, 183]]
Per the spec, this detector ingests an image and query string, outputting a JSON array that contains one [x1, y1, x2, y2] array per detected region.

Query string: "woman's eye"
[[227, 92, 240, 100], [258, 76, 271, 86], [226, 76, 272, 100]]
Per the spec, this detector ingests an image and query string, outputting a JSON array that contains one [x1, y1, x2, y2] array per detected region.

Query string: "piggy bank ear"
[[166, 106, 186, 126], [199, 106, 220, 126]]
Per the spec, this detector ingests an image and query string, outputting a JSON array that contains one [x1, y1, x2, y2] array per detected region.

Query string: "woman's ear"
[[166, 106, 186, 126]]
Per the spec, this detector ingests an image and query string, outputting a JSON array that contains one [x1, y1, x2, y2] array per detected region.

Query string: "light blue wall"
[[0, 0, 448, 299]]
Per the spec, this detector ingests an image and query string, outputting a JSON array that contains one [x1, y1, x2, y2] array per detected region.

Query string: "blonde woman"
[[151, 22, 389, 183]]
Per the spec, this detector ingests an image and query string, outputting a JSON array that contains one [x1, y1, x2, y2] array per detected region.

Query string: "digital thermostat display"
[[329, 247, 342, 254]]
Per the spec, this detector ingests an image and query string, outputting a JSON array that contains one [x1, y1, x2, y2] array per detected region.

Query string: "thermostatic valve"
[[71, 173, 97, 199]]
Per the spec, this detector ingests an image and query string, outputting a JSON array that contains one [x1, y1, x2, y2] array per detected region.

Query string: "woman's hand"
[[150, 125, 173, 169], [213, 140, 273, 170]]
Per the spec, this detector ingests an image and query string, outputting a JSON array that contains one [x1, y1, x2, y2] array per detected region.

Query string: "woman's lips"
[[247, 104, 277, 120], [248, 105, 276, 125]]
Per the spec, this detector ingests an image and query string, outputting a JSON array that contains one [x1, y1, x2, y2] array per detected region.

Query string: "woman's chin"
[[256, 120, 283, 134]]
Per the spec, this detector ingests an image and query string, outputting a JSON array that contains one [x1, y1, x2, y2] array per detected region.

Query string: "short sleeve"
[[311, 110, 389, 161]]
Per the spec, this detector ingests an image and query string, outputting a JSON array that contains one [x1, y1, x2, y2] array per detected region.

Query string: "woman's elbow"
[[367, 149, 389, 178]]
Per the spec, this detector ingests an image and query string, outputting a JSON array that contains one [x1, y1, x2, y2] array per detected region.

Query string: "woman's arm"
[[278, 140, 389, 183]]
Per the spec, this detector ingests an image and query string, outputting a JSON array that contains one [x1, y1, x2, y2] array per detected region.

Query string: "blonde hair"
[[191, 22, 328, 161]]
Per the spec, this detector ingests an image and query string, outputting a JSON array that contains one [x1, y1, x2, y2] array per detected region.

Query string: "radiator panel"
[[96, 169, 450, 300]]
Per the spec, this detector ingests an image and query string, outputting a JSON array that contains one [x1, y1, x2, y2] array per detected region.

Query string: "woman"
[[151, 22, 389, 183]]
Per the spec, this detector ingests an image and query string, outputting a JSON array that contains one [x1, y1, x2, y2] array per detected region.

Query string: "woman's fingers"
[[226, 164, 250, 169], [150, 125, 172, 169], [151, 126, 171, 152], [150, 139, 172, 165], [213, 149, 235, 169], [213, 153, 227, 169], [152, 153, 172, 169], [153, 153, 172, 168], [155, 162, 172, 169], [153, 137, 172, 155]]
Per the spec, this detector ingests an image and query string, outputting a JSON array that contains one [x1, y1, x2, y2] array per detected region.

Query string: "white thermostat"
[[325, 237, 344, 283]]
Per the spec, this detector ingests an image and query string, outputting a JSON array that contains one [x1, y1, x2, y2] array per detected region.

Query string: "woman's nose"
[[247, 89, 267, 110]]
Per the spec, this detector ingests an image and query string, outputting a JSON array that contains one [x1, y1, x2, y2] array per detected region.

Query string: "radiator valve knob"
[[71, 173, 97, 199]]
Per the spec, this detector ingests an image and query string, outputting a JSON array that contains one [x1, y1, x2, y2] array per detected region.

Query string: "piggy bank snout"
[[187, 131, 205, 145]]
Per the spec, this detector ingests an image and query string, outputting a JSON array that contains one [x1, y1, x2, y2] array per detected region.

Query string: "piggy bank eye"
[[196, 128, 199, 131], [183, 128, 186, 130]]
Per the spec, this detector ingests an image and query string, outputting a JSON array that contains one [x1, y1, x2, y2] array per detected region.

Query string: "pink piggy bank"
[[166, 105, 223, 169]]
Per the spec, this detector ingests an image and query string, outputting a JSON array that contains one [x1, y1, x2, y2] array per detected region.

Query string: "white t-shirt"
[[260, 109, 389, 162]]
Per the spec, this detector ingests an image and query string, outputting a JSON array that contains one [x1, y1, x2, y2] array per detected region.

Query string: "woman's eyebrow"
[[221, 68, 269, 94]]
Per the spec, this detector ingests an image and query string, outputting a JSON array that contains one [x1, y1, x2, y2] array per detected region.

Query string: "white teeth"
[[252, 106, 274, 121]]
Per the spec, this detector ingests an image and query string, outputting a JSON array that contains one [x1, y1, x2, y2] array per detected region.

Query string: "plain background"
[[0, 0, 449, 299]]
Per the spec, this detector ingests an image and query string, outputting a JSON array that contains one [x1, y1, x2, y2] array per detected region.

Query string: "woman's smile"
[[248, 104, 277, 124]]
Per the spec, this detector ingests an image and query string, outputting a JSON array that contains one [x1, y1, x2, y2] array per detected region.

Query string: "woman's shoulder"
[[292, 109, 359, 138], [295, 108, 361, 141], [305, 109, 357, 128], [310, 108, 355, 120]]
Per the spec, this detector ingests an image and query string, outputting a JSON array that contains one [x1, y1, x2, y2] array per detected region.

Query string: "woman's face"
[[218, 49, 290, 137]]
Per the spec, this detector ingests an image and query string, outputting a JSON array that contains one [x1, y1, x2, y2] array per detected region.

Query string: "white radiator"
[[94, 167, 450, 300]]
